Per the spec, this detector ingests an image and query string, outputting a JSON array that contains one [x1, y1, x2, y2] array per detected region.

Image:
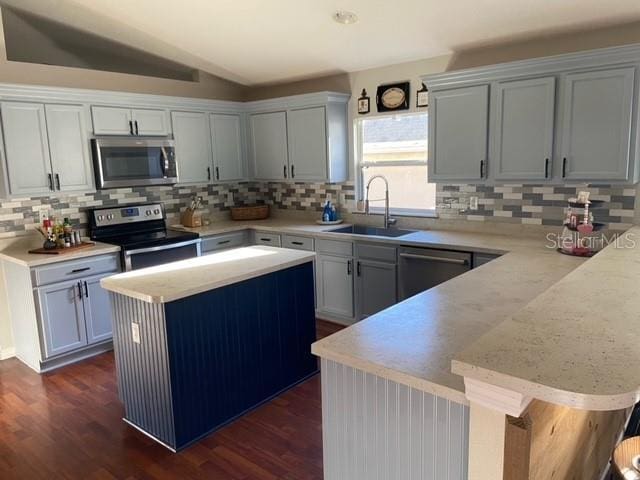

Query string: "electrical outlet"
[[275, 191, 281, 203], [227, 191, 234, 205], [33, 206, 49, 224], [469, 196, 479, 211], [131, 322, 141, 344]]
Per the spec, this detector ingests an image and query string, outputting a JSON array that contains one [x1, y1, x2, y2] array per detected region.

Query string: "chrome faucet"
[[365, 175, 397, 228]]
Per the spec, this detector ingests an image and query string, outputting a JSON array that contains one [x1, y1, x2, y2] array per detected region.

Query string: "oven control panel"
[[93, 203, 164, 227]]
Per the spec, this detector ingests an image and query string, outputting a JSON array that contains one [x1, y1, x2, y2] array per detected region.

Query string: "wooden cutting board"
[[28, 242, 96, 255]]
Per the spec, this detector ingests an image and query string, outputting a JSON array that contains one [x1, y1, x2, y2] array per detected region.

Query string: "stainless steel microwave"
[[91, 137, 177, 189]]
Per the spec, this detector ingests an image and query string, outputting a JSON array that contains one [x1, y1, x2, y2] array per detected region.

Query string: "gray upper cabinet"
[[91, 106, 132, 135], [494, 77, 556, 181], [247, 92, 349, 183], [45, 104, 94, 192], [210, 113, 244, 181], [37, 279, 87, 358], [559, 67, 635, 182], [132, 108, 170, 136], [429, 85, 489, 181], [92, 106, 169, 136], [287, 106, 327, 181], [83, 273, 114, 345], [250, 111, 289, 181], [424, 45, 640, 184], [1, 102, 52, 195], [171, 111, 213, 184]]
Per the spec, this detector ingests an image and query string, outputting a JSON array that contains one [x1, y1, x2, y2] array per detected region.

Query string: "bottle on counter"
[[322, 200, 332, 222]]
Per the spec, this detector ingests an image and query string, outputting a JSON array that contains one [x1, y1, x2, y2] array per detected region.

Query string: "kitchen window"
[[356, 113, 436, 216]]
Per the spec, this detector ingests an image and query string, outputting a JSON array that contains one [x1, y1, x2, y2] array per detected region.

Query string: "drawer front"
[[254, 232, 282, 247], [356, 243, 397, 263], [282, 234, 314, 251], [316, 238, 353, 257], [32, 254, 120, 287], [201, 231, 248, 253]]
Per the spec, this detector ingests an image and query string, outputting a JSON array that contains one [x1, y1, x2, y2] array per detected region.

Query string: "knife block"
[[181, 209, 202, 228]]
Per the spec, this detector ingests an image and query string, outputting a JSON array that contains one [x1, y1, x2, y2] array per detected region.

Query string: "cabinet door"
[[250, 111, 288, 180], [210, 114, 244, 181], [316, 254, 354, 320], [560, 68, 635, 181], [429, 85, 489, 181], [132, 109, 170, 136], [356, 259, 397, 320], [36, 280, 87, 358], [171, 111, 213, 184], [83, 274, 114, 345], [494, 77, 555, 181], [45, 104, 94, 192], [1, 102, 53, 195], [91, 106, 133, 135], [287, 107, 327, 181]]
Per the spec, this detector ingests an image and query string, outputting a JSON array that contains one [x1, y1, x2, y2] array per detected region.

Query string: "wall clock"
[[376, 82, 410, 112]]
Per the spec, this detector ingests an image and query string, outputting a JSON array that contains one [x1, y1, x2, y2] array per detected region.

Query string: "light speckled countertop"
[[0, 235, 120, 267], [452, 226, 640, 411], [101, 245, 315, 303]]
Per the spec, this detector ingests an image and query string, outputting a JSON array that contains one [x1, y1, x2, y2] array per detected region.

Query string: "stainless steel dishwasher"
[[398, 246, 472, 300]]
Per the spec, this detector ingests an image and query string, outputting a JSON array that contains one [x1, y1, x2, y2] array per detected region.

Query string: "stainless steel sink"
[[329, 225, 416, 238]]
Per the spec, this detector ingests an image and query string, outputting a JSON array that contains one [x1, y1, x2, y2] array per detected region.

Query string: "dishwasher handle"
[[399, 252, 469, 266]]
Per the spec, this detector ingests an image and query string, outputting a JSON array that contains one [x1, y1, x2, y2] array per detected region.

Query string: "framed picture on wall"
[[416, 83, 429, 108], [357, 89, 370, 114], [376, 82, 410, 112]]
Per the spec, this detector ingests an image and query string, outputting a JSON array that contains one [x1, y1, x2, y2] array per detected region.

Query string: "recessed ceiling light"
[[333, 11, 358, 25]]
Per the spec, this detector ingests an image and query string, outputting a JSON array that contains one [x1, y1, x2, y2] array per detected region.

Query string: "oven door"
[[92, 138, 177, 189], [123, 239, 201, 271]]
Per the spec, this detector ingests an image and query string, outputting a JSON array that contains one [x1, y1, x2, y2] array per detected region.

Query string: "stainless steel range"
[[89, 203, 201, 271]]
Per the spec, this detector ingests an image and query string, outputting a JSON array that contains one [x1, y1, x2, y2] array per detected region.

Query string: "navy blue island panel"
[[110, 261, 317, 451]]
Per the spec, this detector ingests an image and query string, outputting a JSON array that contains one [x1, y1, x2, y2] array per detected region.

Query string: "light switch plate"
[[131, 322, 141, 344], [469, 196, 479, 210]]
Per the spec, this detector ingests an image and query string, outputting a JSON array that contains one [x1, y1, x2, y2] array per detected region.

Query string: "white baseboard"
[[0, 347, 16, 360]]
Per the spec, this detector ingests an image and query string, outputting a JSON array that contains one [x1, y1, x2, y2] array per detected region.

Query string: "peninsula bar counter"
[[101, 246, 317, 451]]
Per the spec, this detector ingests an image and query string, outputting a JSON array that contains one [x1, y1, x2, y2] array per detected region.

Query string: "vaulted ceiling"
[[3, 0, 640, 85]]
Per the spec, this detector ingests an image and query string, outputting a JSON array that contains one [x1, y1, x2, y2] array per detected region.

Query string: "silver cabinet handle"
[[77, 282, 83, 300], [399, 252, 469, 265], [129, 120, 134, 135], [48, 173, 54, 191], [83, 281, 89, 298], [55, 173, 61, 190], [134, 120, 139, 136], [70, 267, 91, 274], [217, 240, 230, 245], [283, 165, 287, 178], [347, 260, 352, 275]]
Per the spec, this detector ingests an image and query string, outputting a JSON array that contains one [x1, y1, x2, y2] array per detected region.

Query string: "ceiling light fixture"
[[333, 11, 358, 25]]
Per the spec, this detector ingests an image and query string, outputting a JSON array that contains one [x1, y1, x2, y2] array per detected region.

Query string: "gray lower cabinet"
[[36, 271, 116, 358], [253, 231, 282, 247], [201, 231, 249, 254], [315, 254, 354, 321], [560, 67, 635, 181], [36, 278, 88, 357], [84, 273, 116, 344], [355, 243, 397, 320], [355, 259, 396, 319], [429, 85, 489, 182], [494, 77, 556, 181]]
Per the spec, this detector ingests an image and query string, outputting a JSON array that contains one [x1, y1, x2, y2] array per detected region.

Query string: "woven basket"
[[230, 204, 270, 221]]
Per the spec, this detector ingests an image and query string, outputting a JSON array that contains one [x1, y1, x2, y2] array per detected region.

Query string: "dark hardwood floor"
[[0, 319, 344, 480]]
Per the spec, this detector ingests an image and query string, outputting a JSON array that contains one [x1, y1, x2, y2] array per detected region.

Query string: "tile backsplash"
[[0, 180, 637, 236]]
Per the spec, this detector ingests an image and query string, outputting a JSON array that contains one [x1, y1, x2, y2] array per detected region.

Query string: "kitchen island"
[[101, 245, 317, 451]]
